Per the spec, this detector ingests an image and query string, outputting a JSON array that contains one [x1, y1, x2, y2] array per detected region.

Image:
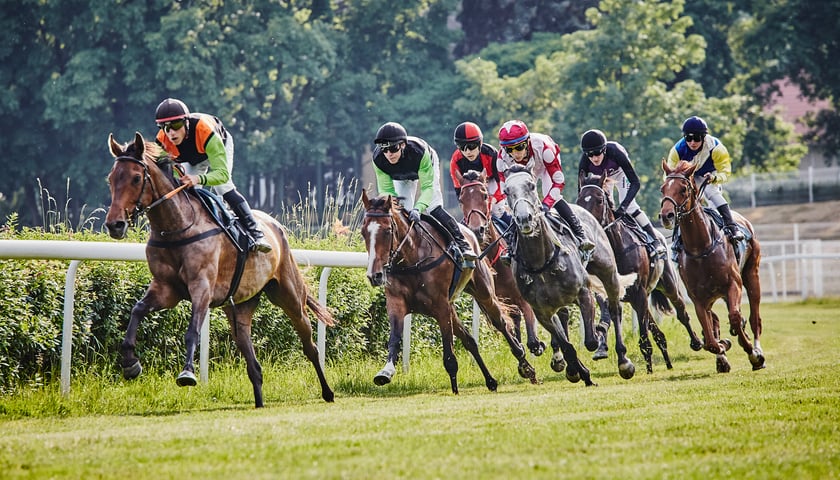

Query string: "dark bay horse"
[[360, 190, 537, 394], [457, 170, 545, 357], [577, 174, 703, 373], [503, 165, 638, 383], [659, 160, 765, 373], [105, 132, 335, 407]]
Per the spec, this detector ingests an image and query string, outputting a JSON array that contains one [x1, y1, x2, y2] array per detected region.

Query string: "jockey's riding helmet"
[[374, 122, 407, 147], [580, 129, 607, 154], [155, 98, 190, 124], [498, 120, 530, 146], [453, 122, 483, 148], [681, 116, 708, 135]]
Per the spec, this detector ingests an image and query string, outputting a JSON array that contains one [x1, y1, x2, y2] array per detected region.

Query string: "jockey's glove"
[[540, 203, 550, 213], [614, 206, 626, 218], [408, 209, 421, 224]]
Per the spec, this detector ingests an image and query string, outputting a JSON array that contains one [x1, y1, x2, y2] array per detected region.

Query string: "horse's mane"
[[123, 140, 180, 188], [506, 164, 530, 176], [672, 160, 696, 176], [463, 170, 484, 182]]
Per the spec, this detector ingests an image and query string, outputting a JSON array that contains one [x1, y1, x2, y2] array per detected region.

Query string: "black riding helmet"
[[155, 98, 190, 124], [580, 129, 607, 155], [681, 116, 708, 135], [374, 122, 407, 146]]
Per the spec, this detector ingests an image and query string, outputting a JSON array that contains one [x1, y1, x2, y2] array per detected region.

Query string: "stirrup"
[[578, 238, 595, 252], [249, 232, 272, 253], [725, 225, 745, 242]]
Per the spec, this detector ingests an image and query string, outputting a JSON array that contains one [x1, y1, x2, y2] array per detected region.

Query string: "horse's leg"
[[176, 285, 212, 388], [742, 252, 766, 370], [516, 299, 546, 356], [223, 297, 265, 408], [374, 300, 408, 386], [265, 277, 335, 402], [547, 314, 566, 373], [725, 281, 761, 369], [630, 287, 656, 374], [592, 294, 610, 360], [660, 280, 703, 351], [709, 310, 732, 373], [121, 282, 180, 380], [602, 288, 634, 380], [467, 275, 537, 384], [451, 308, 498, 392], [647, 314, 673, 371], [540, 310, 595, 387]]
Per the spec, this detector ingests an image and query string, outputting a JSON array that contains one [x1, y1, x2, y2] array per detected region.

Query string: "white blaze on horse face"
[[365, 221, 382, 276]]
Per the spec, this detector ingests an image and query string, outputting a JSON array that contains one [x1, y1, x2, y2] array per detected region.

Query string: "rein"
[[661, 172, 723, 258], [459, 180, 506, 264], [364, 210, 449, 274]]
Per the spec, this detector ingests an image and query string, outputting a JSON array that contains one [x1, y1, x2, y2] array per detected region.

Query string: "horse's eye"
[[133, 174, 142, 185]]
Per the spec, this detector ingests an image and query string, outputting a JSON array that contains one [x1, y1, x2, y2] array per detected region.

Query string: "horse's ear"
[[133, 132, 145, 159], [108, 133, 122, 158], [361, 188, 370, 208], [661, 158, 670, 175]]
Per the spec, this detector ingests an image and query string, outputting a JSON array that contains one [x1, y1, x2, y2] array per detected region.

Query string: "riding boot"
[[552, 199, 595, 252], [717, 204, 745, 242], [430, 206, 477, 269], [642, 223, 667, 256], [225, 192, 272, 253]]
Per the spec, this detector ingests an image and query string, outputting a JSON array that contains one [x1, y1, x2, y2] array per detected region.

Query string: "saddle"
[[671, 207, 750, 262], [413, 211, 472, 301], [544, 211, 594, 264]]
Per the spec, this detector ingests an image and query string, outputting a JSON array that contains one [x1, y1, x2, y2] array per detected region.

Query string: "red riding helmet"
[[498, 120, 530, 146], [453, 121, 483, 147]]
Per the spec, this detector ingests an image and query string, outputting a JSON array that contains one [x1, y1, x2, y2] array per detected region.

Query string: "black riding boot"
[[430, 206, 477, 269], [642, 223, 667, 256], [225, 191, 272, 253], [717, 204, 745, 242], [552, 199, 595, 252]]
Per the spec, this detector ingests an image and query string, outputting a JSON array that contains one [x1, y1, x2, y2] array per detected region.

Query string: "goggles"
[[377, 142, 402, 153], [684, 133, 704, 143], [585, 147, 606, 158], [504, 141, 528, 154], [157, 119, 186, 132], [458, 142, 480, 152]]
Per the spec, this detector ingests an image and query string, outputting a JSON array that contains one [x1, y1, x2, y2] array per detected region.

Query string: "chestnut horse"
[[577, 174, 703, 373], [360, 190, 537, 394], [105, 132, 335, 407], [457, 170, 546, 357], [503, 165, 638, 383], [659, 160, 765, 372]]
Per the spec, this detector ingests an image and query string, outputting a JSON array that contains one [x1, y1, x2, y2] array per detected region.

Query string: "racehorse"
[[502, 165, 638, 383], [659, 160, 765, 373], [457, 170, 546, 357], [105, 132, 335, 408], [360, 190, 537, 394], [576, 174, 703, 373]]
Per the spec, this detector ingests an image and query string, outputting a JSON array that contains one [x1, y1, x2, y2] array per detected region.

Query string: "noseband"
[[459, 181, 490, 228]]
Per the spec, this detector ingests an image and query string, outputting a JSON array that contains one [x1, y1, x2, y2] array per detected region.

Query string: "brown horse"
[[105, 132, 335, 407], [457, 170, 546, 357], [360, 190, 537, 394], [659, 160, 765, 373], [576, 174, 703, 373]]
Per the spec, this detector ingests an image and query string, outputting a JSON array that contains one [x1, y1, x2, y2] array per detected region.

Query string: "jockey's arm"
[[373, 164, 398, 198], [539, 148, 565, 208], [199, 135, 231, 186], [413, 150, 436, 212], [710, 144, 733, 184]]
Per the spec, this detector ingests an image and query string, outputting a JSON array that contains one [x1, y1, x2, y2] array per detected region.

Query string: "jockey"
[[496, 119, 595, 253], [577, 129, 666, 255], [154, 98, 271, 253], [449, 121, 510, 224], [666, 116, 745, 243], [372, 121, 477, 269]]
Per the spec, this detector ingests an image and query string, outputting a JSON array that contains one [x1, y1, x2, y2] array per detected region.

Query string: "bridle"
[[364, 206, 449, 273], [459, 180, 507, 264], [458, 180, 490, 229], [578, 183, 618, 229], [660, 173, 702, 225], [113, 156, 193, 236]]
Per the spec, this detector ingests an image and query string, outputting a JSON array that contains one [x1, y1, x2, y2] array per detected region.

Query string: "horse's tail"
[[616, 272, 638, 301], [649, 289, 674, 315], [306, 293, 336, 327]]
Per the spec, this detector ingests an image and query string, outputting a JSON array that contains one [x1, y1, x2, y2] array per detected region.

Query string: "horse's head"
[[458, 170, 491, 241], [659, 160, 699, 230], [576, 174, 614, 226], [503, 165, 542, 235], [360, 189, 405, 287], [105, 132, 176, 238]]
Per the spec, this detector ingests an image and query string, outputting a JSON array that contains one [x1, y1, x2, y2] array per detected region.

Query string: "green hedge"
[[0, 229, 492, 394]]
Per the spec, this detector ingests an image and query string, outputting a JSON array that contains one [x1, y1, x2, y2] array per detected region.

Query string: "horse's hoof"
[[690, 340, 703, 351], [592, 347, 608, 361], [619, 361, 635, 380], [646, 364, 654, 374], [323, 389, 335, 403], [529, 341, 546, 357], [750, 350, 766, 371], [720, 338, 733, 351], [665, 361, 674, 370], [716, 355, 731, 373], [486, 378, 498, 392], [518, 362, 537, 383], [550, 357, 566, 373], [584, 339, 600, 352], [176, 370, 197, 387], [373, 374, 392, 386], [122, 360, 142, 380], [566, 370, 581, 383]]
